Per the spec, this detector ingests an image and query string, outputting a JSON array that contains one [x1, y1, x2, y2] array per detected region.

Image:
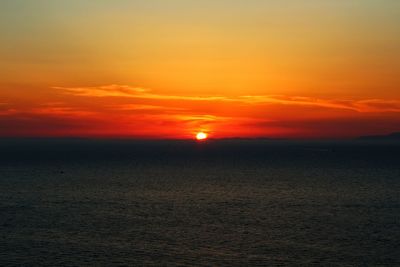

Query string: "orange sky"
[[1, 1, 400, 139]]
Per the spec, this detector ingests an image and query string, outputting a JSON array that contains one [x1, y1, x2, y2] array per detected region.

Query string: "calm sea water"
[[1, 139, 399, 266]]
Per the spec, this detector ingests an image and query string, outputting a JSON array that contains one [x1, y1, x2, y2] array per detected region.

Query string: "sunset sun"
[[196, 132, 208, 141]]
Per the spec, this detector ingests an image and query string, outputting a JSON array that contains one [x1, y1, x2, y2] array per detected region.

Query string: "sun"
[[196, 132, 208, 141]]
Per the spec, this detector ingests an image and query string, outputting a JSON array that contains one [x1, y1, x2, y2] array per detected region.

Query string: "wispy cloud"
[[0, 102, 97, 118], [53, 85, 148, 98], [0, 102, 9, 109], [353, 99, 400, 113], [55, 84, 400, 113], [30, 107, 96, 117], [109, 104, 187, 112], [239, 95, 400, 112], [54, 85, 228, 102], [0, 109, 18, 116], [2, 86, 400, 138], [0, 102, 17, 115]]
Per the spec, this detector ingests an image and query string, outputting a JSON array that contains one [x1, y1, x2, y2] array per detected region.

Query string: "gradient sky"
[[1, 0, 400, 139]]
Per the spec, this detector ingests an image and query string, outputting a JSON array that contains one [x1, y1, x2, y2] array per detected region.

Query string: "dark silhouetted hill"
[[357, 132, 400, 141]]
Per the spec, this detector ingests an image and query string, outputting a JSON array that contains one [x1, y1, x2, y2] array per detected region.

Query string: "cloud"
[[239, 95, 400, 113], [0, 103, 18, 115], [0, 109, 18, 116], [109, 104, 187, 112], [353, 99, 400, 113], [253, 116, 400, 138], [0, 102, 97, 118], [54, 85, 228, 102], [0, 102, 9, 109], [53, 85, 149, 98], [30, 107, 96, 117], [55, 84, 400, 113], [4, 85, 398, 138], [0, 114, 108, 137]]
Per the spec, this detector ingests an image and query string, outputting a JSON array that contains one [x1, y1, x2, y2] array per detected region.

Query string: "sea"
[[1, 139, 399, 266]]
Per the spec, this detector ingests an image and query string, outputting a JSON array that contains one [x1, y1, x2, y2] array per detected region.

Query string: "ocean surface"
[[1, 139, 399, 266]]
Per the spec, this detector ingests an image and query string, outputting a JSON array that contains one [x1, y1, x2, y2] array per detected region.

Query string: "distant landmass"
[[357, 132, 400, 140]]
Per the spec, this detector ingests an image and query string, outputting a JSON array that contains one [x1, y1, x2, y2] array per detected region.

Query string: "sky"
[[1, 0, 400, 139]]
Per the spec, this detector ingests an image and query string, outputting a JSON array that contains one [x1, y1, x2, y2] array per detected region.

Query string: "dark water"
[[1, 139, 399, 266]]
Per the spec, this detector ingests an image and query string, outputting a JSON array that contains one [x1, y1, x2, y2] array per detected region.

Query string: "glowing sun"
[[196, 132, 208, 141]]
